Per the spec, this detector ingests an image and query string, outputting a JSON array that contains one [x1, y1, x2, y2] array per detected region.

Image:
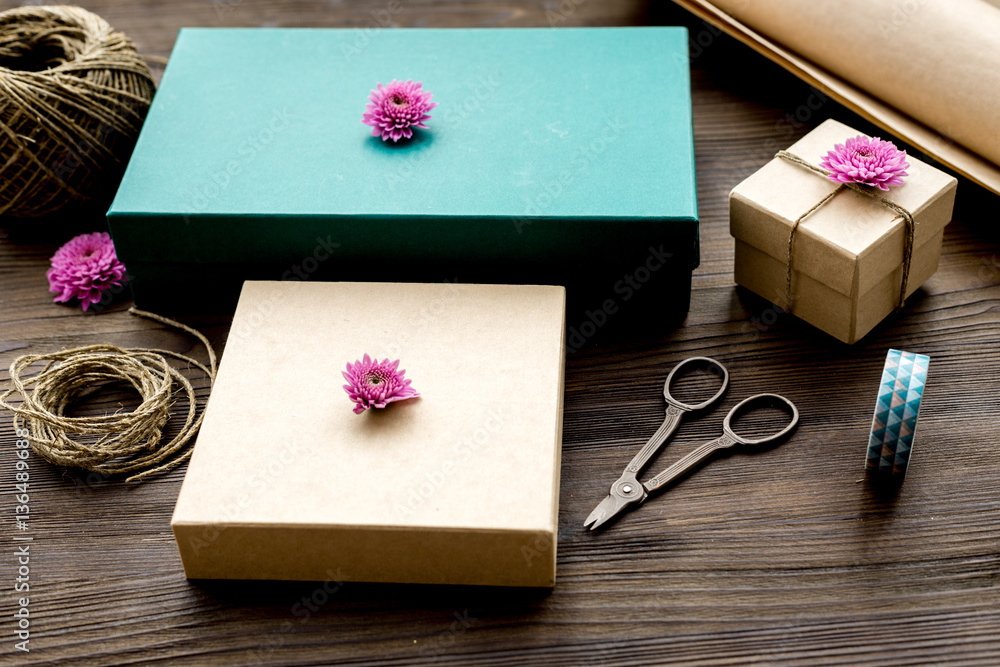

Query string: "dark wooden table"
[[2, 1, 999, 665]]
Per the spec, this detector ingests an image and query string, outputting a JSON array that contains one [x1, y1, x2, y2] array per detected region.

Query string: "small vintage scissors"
[[584, 356, 799, 531]]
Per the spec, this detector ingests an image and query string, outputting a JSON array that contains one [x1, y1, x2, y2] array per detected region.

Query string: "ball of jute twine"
[[0, 5, 155, 218], [0, 308, 217, 482]]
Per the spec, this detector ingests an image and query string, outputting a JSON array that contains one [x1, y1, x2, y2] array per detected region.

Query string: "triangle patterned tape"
[[866, 348, 930, 478]]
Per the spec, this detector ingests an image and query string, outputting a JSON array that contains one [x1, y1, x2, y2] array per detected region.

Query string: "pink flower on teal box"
[[362, 79, 437, 142], [343, 354, 420, 414]]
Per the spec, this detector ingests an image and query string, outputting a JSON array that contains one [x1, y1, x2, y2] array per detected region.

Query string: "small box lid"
[[109, 27, 698, 266], [730, 119, 957, 298]]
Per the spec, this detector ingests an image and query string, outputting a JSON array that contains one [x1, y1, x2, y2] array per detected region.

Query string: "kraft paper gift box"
[[171, 281, 566, 587], [729, 119, 957, 344], [108, 27, 699, 315]]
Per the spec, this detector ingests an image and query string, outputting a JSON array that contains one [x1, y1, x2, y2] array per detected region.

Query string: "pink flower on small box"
[[46, 231, 127, 311], [361, 79, 437, 142], [819, 135, 910, 191], [343, 354, 420, 414]]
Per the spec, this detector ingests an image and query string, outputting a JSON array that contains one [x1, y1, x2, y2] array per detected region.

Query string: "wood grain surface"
[[2, 1, 999, 665]]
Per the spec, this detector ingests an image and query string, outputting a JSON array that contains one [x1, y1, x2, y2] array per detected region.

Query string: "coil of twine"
[[0, 5, 155, 218], [0, 308, 216, 483]]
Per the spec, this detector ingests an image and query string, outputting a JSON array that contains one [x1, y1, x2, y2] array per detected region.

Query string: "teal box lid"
[[108, 27, 698, 306]]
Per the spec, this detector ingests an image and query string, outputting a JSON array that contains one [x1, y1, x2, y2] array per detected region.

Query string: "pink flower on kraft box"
[[343, 354, 420, 414], [47, 231, 127, 311], [361, 79, 437, 142], [820, 135, 910, 191]]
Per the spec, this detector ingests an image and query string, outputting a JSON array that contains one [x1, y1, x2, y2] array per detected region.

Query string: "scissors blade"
[[583, 493, 637, 531]]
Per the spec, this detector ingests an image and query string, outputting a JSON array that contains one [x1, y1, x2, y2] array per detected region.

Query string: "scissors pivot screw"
[[622, 485, 633, 494]]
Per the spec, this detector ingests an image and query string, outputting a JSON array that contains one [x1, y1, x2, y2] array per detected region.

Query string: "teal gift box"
[[108, 27, 698, 314]]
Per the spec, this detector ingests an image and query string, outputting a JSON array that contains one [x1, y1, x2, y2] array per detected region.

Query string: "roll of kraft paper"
[[676, 0, 1000, 193], [710, 0, 1000, 168], [866, 349, 930, 476]]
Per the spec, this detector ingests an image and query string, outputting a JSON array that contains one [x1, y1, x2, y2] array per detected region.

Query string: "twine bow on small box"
[[775, 149, 916, 314]]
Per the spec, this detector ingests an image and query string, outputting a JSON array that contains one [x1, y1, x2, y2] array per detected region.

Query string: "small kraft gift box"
[[171, 281, 565, 587], [729, 119, 957, 344]]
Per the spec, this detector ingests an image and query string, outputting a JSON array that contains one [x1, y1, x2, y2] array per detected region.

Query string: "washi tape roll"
[[866, 349, 930, 476]]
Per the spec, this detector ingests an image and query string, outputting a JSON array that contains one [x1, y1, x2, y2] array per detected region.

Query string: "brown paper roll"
[[713, 0, 1000, 168]]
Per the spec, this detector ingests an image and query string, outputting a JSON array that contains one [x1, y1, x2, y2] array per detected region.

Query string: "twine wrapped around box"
[[0, 5, 155, 218], [775, 150, 916, 314], [730, 119, 956, 344]]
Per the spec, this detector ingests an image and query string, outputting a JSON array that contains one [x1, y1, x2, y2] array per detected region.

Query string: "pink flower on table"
[[361, 79, 437, 142], [819, 135, 910, 191], [46, 232, 127, 311], [343, 354, 420, 414]]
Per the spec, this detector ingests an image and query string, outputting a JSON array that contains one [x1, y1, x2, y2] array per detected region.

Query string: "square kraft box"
[[107, 27, 698, 313], [730, 119, 957, 344], [170, 281, 566, 587]]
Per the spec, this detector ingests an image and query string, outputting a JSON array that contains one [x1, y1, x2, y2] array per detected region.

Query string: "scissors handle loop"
[[723, 393, 799, 446], [663, 356, 729, 412], [642, 393, 799, 495]]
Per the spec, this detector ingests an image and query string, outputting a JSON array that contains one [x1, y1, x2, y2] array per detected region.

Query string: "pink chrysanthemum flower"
[[819, 135, 910, 191], [46, 232, 127, 311], [361, 79, 437, 142], [343, 354, 420, 414]]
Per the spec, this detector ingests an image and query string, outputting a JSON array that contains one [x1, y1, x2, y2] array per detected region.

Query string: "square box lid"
[[171, 281, 566, 587]]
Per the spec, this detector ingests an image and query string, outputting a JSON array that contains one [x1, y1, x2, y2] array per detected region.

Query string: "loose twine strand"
[[775, 150, 916, 314], [0, 308, 217, 483], [0, 5, 156, 217]]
